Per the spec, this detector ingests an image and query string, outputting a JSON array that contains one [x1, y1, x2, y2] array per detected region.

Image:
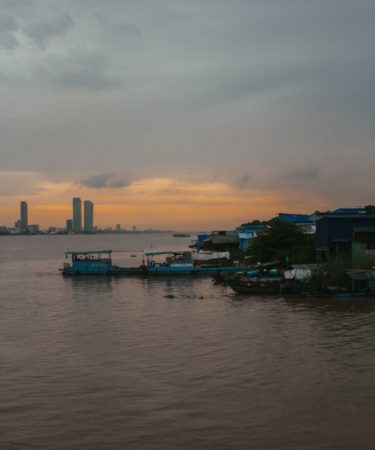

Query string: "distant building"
[[84, 200, 94, 232], [66, 219, 73, 233], [310, 207, 366, 222], [191, 233, 210, 250], [72, 197, 82, 233], [277, 213, 315, 233], [198, 230, 239, 252], [132, 226, 137, 232], [116, 224, 121, 232], [238, 225, 267, 252], [14, 219, 21, 233], [332, 207, 366, 215], [27, 224, 39, 234], [20, 201, 28, 233]]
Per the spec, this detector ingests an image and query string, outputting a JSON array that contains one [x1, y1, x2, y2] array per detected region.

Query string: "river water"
[[1, 234, 375, 450]]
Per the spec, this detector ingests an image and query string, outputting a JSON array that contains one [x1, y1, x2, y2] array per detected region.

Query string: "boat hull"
[[228, 281, 282, 295], [62, 263, 146, 276], [147, 266, 196, 275]]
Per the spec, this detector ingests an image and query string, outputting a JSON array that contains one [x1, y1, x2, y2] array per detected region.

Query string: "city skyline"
[[2, 197, 179, 232], [0, 190, 333, 231], [0, 197, 179, 232], [1, 195, 372, 233]]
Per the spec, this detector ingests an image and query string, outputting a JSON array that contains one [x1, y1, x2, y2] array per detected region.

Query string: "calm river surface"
[[1, 234, 375, 450]]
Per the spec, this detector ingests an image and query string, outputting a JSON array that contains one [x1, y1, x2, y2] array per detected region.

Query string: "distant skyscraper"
[[72, 197, 82, 233], [84, 200, 94, 232], [20, 201, 28, 233], [66, 219, 73, 233]]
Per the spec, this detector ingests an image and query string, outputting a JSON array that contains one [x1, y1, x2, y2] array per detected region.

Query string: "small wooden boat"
[[227, 267, 284, 295], [228, 276, 283, 295]]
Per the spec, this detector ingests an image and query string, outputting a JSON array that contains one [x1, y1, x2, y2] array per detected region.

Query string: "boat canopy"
[[65, 250, 112, 258], [144, 251, 192, 256]]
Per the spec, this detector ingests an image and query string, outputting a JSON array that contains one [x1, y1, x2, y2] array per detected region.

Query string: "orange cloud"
[[0, 176, 330, 229]]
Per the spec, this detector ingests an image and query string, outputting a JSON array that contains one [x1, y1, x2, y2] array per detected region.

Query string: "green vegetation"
[[239, 219, 268, 227], [364, 205, 375, 215], [248, 219, 315, 265]]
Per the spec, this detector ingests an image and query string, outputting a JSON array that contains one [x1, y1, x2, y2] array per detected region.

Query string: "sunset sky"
[[1, 0, 374, 229]]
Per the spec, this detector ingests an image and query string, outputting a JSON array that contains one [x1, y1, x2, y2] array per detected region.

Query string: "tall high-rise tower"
[[20, 201, 28, 233], [72, 197, 82, 233], [84, 200, 94, 233]]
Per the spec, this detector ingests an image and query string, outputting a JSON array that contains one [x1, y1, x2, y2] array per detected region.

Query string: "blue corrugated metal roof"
[[239, 232, 254, 239], [333, 207, 365, 215], [278, 213, 312, 223], [240, 225, 266, 232]]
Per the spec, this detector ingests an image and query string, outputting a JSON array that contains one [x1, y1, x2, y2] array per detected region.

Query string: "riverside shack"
[[315, 215, 375, 266]]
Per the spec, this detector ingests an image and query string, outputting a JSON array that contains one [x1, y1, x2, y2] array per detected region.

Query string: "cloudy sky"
[[1, 0, 374, 229]]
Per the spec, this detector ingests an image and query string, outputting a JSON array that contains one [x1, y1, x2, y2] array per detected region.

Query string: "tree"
[[248, 219, 315, 265], [364, 205, 375, 215], [239, 219, 268, 227]]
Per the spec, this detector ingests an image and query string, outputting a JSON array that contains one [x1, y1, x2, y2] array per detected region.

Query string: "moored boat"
[[60, 250, 146, 276], [61, 250, 119, 275], [145, 251, 196, 275], [228, 271, 284, 295]]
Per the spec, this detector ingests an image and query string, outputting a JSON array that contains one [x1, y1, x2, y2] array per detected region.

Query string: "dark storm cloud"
[[23, 13, 74, 48], [79, 174, 129, 189]]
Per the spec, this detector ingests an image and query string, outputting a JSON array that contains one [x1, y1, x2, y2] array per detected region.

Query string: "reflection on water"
[[69, 276, 114, 294], [1, 235, 375, 450], [283, 295, 375, 314]]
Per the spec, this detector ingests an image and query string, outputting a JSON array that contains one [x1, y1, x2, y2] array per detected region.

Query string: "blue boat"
[[145, 250, 255, 276], [145, 251, 197, 275], [61, 250, 146, 276]]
